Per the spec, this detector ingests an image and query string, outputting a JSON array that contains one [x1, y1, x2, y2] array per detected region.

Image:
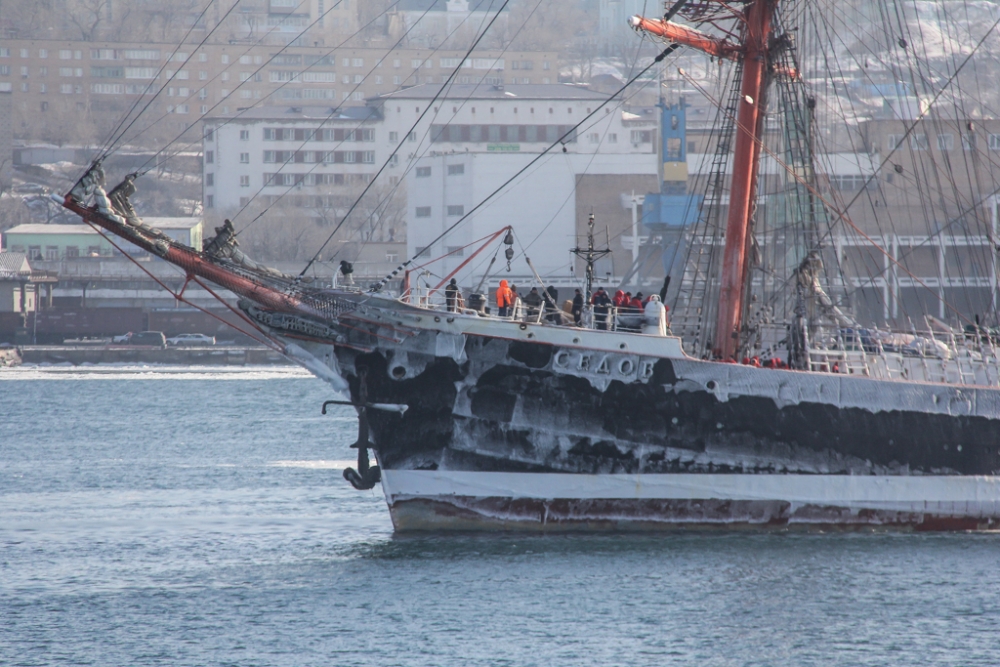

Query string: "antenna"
[[570, 213, 612, 302]]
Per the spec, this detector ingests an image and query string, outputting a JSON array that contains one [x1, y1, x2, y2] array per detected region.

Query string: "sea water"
[[1, 366, 999, 666]]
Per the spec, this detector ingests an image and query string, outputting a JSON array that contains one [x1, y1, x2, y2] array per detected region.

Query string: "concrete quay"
[[17, 345, 291, 366]]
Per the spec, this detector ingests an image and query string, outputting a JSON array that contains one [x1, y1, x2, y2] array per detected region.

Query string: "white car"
[[166, 333, 216, 347]]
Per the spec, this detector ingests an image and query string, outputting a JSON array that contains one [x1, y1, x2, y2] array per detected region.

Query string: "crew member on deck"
[[496, 279, 514, 317], [591, 287, 612, 330], [572, 288, 584, 326], [545, 285, 560, 324], [445, 278, 462, 312], [523, 287, 543, 318]]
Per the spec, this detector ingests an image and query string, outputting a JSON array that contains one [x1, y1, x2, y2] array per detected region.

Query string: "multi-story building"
[[370, 83, 660, 283], [0, 40, 557, 146], [202, 105, 388, 213]]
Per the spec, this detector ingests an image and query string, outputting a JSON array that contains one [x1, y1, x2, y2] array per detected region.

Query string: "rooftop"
[[0, 252, 31, 279], [205, 105, 382, 123], [5, 224, 101, 235], [5, 219, 200, 235], [144, 217, 202, 229], [398, 0, 510, 11], [372, 83, 615, 102]]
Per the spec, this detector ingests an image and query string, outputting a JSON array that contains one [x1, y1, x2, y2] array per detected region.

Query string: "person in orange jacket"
[[496, 279, 514, 316]]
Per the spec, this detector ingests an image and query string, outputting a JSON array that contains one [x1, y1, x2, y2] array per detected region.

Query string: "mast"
[[630, 0, 779, 359], [571, 213, 612, 304]]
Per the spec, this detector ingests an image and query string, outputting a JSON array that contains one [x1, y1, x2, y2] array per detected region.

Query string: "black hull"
[[309, 320, 1000, 531]]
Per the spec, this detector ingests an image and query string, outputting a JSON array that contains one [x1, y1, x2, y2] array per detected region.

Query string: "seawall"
[[17, 346, 291, 366]]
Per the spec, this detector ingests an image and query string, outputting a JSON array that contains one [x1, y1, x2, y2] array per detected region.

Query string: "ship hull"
[[382, 471, 1000, 531], [266, 294, 1000, 532]]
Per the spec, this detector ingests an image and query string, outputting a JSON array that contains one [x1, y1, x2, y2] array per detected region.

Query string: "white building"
[[369, 83, 658, 283], [202, 105, 390, 214]]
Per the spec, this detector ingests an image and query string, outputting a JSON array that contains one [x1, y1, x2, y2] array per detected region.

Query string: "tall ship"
[[61, 0, 1000, 530]]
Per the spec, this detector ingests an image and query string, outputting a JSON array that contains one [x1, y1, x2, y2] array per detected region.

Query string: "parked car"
[[129, 331, 167, 347], [112, 332, 133, 344], [166, 333, 216, 347]]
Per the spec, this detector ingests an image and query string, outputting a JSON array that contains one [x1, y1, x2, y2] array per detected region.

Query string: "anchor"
[[321, 369, 386, 491]]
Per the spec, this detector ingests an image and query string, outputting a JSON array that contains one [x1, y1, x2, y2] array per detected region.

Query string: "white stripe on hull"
[[381, 471, 1000, 530]]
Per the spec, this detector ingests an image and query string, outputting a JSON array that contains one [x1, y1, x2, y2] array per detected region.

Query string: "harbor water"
[[2, 366, 999, 666]]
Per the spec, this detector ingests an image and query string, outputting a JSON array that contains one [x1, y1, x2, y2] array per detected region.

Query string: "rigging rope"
[[368, 44, 681, 293], [298, 0, 516, 279]]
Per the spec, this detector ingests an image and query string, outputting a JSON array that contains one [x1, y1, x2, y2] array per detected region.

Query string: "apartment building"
[[0, 39, 558, 145], [202, 105, 388, 212]]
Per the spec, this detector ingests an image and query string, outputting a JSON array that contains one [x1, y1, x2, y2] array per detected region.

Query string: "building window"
[[389, 131, 399, 143], [45, 246, 59, 260], [830, 174, 874, 191], [588, 132, 600, 144], [205, 173, 214, 186], [240, 129, 250, 140], [408, 131, 417, 142], [447, 164, 464, 175], [608, 133, 618, 144], [631, 130, 653, 144], [205, 150, 214, 164], [206, 195, 214, 208], [989, 134, 1000, 151], [963, 134, 976, 151], [28, 246, 42, 260], [910, 134, 928, 150], [415, 206, 431, 218], [239, 175, 250, 187], [240, 152, 250, 163], [937, 134, 954, 151], [416, 166, 431, 178], [447, 205, 464, 216], [66, 246, 80, 258]]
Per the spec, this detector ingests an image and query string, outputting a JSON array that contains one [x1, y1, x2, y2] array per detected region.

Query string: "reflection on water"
[[1, 368, 998, 666]]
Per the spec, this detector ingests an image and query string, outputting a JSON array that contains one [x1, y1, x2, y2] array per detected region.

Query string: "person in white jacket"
[[642, 295, 668, 337]]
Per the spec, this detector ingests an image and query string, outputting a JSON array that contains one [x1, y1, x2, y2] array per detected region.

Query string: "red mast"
[[631, 0, 778, 359]]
